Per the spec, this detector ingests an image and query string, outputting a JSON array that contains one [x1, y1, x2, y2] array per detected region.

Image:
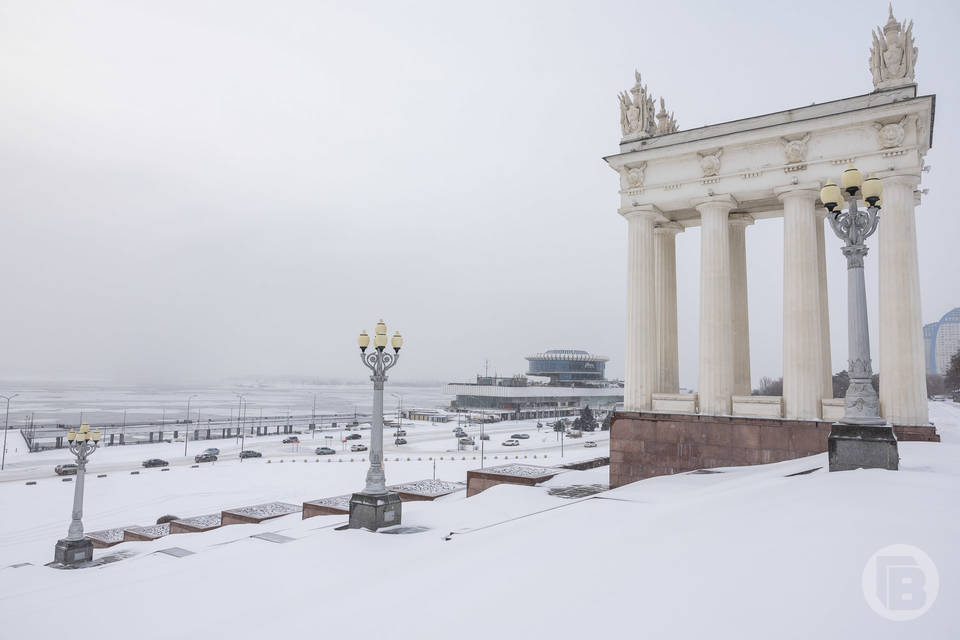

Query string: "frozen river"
[[0, 380, 451, 426]]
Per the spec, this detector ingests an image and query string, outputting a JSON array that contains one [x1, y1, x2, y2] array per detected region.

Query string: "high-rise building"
[[924, 307, 960, 375]]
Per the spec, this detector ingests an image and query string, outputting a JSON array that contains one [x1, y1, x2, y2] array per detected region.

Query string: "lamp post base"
[[828, 423, 899, 472], [348, 491, 402, 531], [53, 537, 93, 566]]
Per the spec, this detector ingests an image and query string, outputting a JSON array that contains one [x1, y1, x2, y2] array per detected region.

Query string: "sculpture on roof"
[[655, 97, 678, 136], [869, 4, 917, 90], [618, 71, 657, 139]]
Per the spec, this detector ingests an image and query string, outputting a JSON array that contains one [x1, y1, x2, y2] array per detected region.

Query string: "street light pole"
[[1, 393, 19, 472], [184, 394, 198, 458], [349, 320, 404, 531], [53, 423, 101, 566], [820, 170, 898, 471]]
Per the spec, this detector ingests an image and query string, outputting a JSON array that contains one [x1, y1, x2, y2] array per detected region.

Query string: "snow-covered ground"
[[0, 403, 957, 639]]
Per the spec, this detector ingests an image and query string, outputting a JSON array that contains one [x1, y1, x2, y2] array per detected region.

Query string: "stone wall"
[[610, 411, 939, 488]]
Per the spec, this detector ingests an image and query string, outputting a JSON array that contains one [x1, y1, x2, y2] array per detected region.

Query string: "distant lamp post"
[[820, 169, 898, 471], [54, 423, 102, 566], [184, 394, 198, 457], [349, 320, 403, 530], [1, 393, 19, 472]]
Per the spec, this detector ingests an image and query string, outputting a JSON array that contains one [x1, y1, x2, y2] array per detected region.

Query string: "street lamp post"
[[348, 319, 404, 531], [820, 169, 898, 471], [184, 394, 198, 458], [1, 393, 19, 472], [54, 423, 102, 566]]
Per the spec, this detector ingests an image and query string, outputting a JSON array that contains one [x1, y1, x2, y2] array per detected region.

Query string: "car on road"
[[315, 447, 336, 455], [282, 437, 299, 444], [194, 453, 218, 463], [584, 441, 598, 448], [479, 433, 490, 440], [510, 433, 530, 440], [239, 450, 261, 459], [459, 437, 475, 446], [202, 447, 220, 456], [350, 443, 368, 452], [394, 438, 407, 445], [54, 464, 78, 476], [565, 430, 582, 439], [502, 439, 520, 447], [345, 433, 362, 440], [394, 430, 407, 437], [143, 458, 169, 468]]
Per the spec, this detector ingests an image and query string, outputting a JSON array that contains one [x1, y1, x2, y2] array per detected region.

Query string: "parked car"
[[203, 447, 220, 456], [584, 440, 598, 448], [315, 447, 336, 455], [510, 433, 530, 440], [345, 433, 362, 441], [143, 458, 169, 468], [459, 437, 475, 446], [502, 439, 520, 447], [55, 463, 78, 476], [394, 438, 407, 445], [239, 450, 261, 459], [194, 453, 217, 463], [282, 436, 299, 444], [350, 443, 368, 452], [394, 430, 407, 437]]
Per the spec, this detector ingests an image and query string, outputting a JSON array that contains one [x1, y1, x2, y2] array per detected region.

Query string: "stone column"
[[878, 173, 929, 425], [728, 214, 754, 396], [776, 184, 823, 419], [654, 222, 683, 394], [694, 195, 737, 415], [621, 206, 660, 411], [816, 212, 833, 401]]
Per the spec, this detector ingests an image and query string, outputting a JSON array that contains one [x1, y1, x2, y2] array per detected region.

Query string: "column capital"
[[878, 170, 922, 188], [619, 203, 664, 221], [774, 182, 820, 202], [728, 213, 754, 227], [691, 193, 738, 212], [654, 221, 684, 235]]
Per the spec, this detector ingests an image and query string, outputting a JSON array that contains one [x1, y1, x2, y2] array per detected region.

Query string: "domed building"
[[923, 307, 960, 375], [525, 349, 610, 386]]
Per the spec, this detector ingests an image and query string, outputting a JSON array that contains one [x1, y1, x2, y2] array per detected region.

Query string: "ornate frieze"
[[625, 162, 647, 188], [781, 134, 811, 165], [698, 148, 722, 178], [873, 116, 908, 148], [869, 5, 917, 90]]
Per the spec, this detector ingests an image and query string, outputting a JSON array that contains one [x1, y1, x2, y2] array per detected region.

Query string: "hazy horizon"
[[2, 0, 957, 389]]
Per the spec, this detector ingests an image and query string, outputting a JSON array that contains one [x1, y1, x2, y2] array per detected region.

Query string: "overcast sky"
[[1, 0, 958, 388]]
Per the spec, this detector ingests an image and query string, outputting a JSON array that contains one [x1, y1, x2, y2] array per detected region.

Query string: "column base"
[[348, 492, 402, 531], [53, 537, 94, 566], [828, 423, 899, 472]]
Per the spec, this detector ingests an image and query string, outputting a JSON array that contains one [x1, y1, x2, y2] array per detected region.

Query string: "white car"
[[502, 439, 520, 447], [584, 440, 598, 448], [350, 443, 368, 452]]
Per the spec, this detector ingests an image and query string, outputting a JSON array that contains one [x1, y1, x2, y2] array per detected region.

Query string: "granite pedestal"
[[53, 538, 93, 566], [348, 492, 402, 531], [828, 423, 899, 472]]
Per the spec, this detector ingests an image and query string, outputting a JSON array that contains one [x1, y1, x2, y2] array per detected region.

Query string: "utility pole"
[[1, 394, 19, 471]]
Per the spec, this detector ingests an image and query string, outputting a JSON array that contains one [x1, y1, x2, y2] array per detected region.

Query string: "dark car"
[[479, 433, 490, 440], [345, 433, 362, 440], [315, 447, 336, 455], [510, 434, 530, 440], [394, 438, 407, 445], [194, 453, 218, 463], [239, 450, 261, 459], [282, 436, 300, 444], [55, 463, 78, 476], [394, 430, 407, 437], [143, 458, 169, 468], [203, 447, 221, 456]]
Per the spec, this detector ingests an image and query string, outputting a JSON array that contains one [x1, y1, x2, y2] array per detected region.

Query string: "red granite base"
[[610, 411, 939, 488]]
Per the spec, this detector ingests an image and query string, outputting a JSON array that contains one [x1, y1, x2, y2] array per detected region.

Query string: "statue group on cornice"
[[618, 71, 677, 140], [870, 4, 917, 90]]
